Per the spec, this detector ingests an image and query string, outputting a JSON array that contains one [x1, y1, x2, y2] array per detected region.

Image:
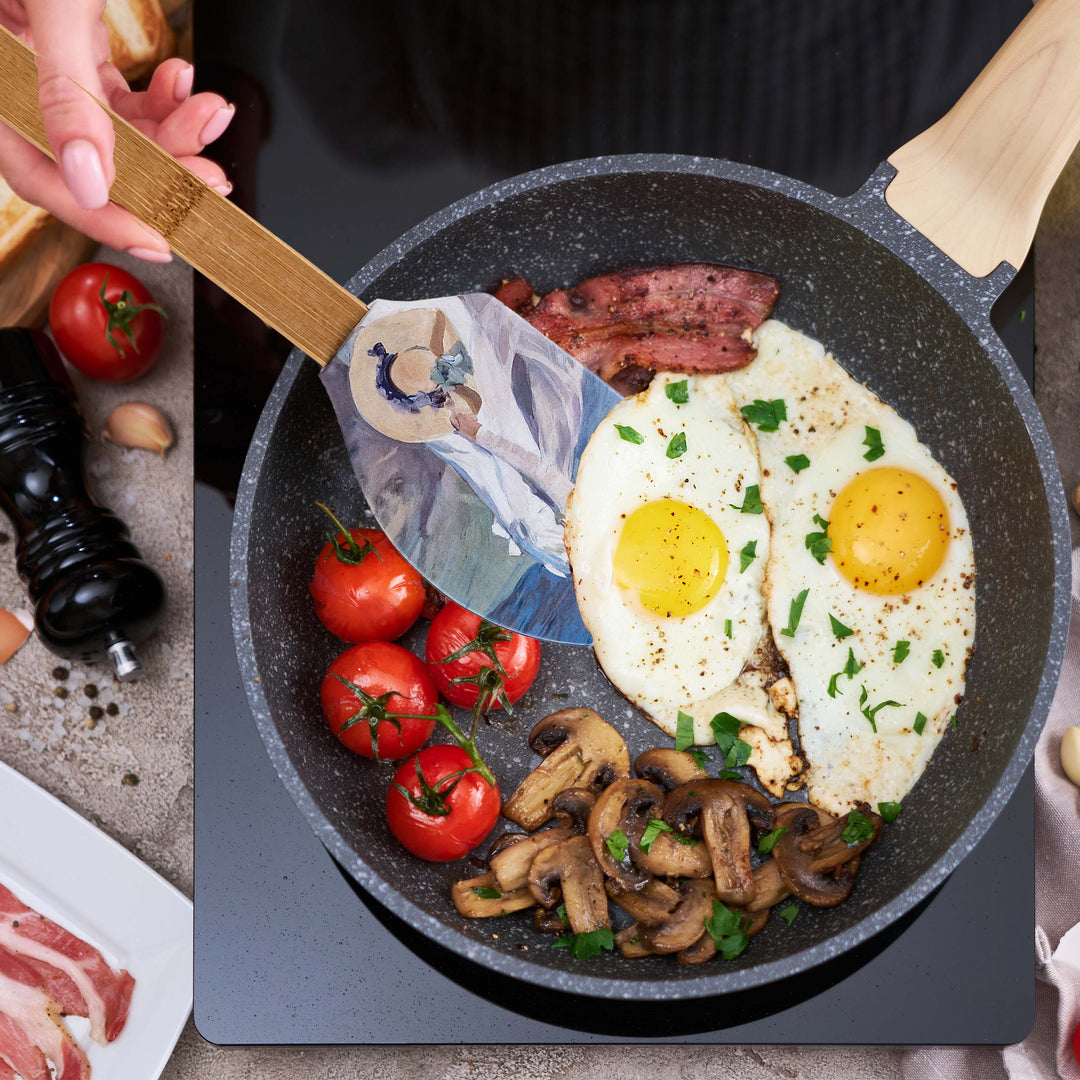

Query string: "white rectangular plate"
[[0, 758, 192, 1080]]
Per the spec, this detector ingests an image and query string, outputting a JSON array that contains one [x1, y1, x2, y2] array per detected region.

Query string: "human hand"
[[0, 0, 233, 261]]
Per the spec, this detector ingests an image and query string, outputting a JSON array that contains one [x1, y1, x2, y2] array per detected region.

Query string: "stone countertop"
[[0, 144, 1076, 1079]]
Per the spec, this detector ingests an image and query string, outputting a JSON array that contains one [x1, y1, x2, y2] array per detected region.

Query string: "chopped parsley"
[[675, 710, 695, 752], [719, 769, 744, 780], [878, 801, 902, 823], [779, 588, 809, 637], [730, 484, 764, 515], [932, 649, 945, 669], [805, 514, 832, 565], [739, 540, 758, 573], [640, 818, 698, 853], [740, 398, 787, 432], [556, 903, 568, 925], [863, 425, 885, 461], [913, 711, 928, 735], [826, 647, 865, 698], [665, 379, 689, 404], [757, 826, 787, 855], [704, 900, 752, 959], [951, 713, 959, 732], [841, 809, 876, 845], [471, 885, 502, 899], [724, 619, 733, 638], [778, 903, 799, 926], [553, 927, 615, 960], [614, 423, 644, 444], [710, 712, 753, 770], [829, 613, 854, 639], [687, 747, 711, 769], [785, 453, 810, 474], [605, 829, 629, 863], [858, 685, 903, 733], [893, 640, 910, 664], [666, 432, 687, 459]]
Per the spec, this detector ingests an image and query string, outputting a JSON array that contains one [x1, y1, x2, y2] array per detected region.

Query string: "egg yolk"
[[613, 499, 727, 617], [829, 467, 950, 594]]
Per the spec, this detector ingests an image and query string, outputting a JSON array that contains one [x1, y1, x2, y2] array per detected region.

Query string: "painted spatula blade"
[[320, 292, 621, 645]]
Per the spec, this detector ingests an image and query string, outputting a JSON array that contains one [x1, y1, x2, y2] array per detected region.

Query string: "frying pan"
[[229, 6, 1074, 1000], [3, 4, 1074, 1000]]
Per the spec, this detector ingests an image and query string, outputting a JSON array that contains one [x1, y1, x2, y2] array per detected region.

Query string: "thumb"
[[28, 2, 114, 209]]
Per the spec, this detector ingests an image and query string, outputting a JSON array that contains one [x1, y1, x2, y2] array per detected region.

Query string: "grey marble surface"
[[0, 142, 1076, 1078]]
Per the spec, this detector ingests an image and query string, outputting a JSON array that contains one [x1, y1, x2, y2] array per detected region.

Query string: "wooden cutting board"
[[0, 217, 97, 328]]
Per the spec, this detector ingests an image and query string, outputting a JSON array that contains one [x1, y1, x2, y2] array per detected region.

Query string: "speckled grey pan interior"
[[231, 155, 1072, 1000]]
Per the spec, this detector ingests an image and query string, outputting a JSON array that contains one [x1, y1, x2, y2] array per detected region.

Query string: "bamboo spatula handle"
[[0, 24, 366, 365], [886, 0, 1080, 278]]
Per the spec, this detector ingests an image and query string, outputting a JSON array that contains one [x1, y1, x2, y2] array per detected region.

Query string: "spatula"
[[0, 25, 621, 646]]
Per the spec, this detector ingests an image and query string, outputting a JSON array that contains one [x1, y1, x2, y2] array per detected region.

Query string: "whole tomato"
[[310, 514, 425, 642], [386, 744, 501, 861], [321, 641, 438, 760], [50, 263, 165, 382], [424, 601, 541, 711]]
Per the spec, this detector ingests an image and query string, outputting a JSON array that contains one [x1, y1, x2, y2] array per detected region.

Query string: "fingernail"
[[127, 247, 173, 263], [199, 104, 235, 146], [173, 63, 194, 102], [213, 181, 233, 196], [60, 140, 109, 209]]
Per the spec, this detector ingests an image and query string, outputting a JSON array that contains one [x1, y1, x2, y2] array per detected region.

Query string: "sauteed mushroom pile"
[[453, 709, 885, 964]]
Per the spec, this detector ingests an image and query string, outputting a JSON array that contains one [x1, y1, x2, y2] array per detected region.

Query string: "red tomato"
[[50, 263, 165, 381], [310, 527, 424, 643], [424, 601, 541, 711], [386, 745, 501, 861], [321, 641, 438, 760]]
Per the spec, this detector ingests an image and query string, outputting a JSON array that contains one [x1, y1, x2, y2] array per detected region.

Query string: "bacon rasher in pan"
[[495, 263, 780, 395], [0, 947, 90, 1080], [0, 884, 134, 1047]]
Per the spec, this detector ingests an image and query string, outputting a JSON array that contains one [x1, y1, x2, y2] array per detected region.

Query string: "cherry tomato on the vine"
[[386, 744, 501, 861], [49, 263, 165, 382], [310, 512, 425, 643], [424, 601, 540, 711], [320, 641, 438, 760]]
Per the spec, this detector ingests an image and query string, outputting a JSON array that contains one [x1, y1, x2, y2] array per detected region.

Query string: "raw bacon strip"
[[505, 263, 780, 394], [0, 884, 134, 1046], [0, 949, 90, 1080]]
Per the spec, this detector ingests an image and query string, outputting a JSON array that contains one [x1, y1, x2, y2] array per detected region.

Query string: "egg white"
[[726, 320, 976, 812], [565, 372, 799, 782]]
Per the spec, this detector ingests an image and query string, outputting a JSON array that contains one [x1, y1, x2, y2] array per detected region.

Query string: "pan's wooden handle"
[[886, 0, 1080, 278], [0, 25, 365, 364]]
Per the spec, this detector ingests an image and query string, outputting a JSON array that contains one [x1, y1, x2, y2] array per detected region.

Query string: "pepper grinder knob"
[[0, 328, 166, 675]]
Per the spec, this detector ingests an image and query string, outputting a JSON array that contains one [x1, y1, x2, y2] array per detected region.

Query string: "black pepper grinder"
[[0, 328, 165, 679]]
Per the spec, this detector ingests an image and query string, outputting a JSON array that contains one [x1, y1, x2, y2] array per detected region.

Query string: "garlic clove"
[[1061, 726, 1080, 788], [102, 403, 174, 456]]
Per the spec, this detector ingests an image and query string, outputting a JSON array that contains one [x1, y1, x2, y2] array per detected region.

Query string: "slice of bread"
[[104, 0, 174, 81], [0, 177, 52, 276]]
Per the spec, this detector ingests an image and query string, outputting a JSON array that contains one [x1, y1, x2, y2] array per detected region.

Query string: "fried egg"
[[725, 321, 975, 813], [565, 372, 801, 793]]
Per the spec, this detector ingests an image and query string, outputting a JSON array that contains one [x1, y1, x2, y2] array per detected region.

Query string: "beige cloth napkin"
[[904, 548, 1080, 1080]]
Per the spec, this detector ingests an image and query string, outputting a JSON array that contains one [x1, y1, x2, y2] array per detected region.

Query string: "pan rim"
[[231, 151, 1071, 1002]]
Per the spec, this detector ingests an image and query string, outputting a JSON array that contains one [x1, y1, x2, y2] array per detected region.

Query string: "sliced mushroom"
[[771, 803, 883, 908], [486, 831, 528, 860], [745, 859, 792, 913], [615, 923, 653, 958], [527, 834, 609, 934], [664, 780, 774, 905], [552, 788, 597, 834], [677, 905, 770, 966], [503, 709, 631, 831], [451, 872, 535, 918], [633, 748, 708, 792], [638, 879, 716, 954], [488, 825, 574, 893], [631, 826, 713, 879], [606, 877, 681, 927], [534, 907, 570, 935], [587, 778, 664, 890]]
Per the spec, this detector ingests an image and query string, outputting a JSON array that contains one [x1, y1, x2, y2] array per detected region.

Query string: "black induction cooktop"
[[193, 0, 1037, 1044]]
